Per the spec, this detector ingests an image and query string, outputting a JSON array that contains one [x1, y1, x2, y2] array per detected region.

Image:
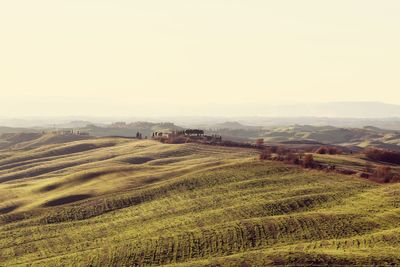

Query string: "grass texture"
[[0, 138, 399, 266]]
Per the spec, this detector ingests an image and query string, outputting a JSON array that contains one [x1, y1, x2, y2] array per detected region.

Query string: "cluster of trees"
[[152, 129, 205, 138], [362, 148, 400, 182], [152, 129, 225, 145], [375, 166, 393, 182], [362, 162, 399, 183], [183, 129, 204, 136], [260, 146, 316, 169], [206, 134, 222, 141], [152, 132, 163, 137], [364, 148, 400, 165], [225, 140, 255, 148], [259, 146, 398, 180], [255, 139, 264, 147], [314, 146, 341, 155]]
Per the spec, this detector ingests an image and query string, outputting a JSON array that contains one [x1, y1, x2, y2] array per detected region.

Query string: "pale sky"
[[0, 1, 399, 116]]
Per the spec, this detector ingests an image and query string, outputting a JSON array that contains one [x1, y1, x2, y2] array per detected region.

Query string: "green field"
[[1, 138, 400, 266]]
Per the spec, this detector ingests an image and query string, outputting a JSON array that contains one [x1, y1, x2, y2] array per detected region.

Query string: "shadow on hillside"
[[43, 194, 93, 207], [38, 183, 61, 193], [0, 204, 20, 214], [121, 157, 154, 164]]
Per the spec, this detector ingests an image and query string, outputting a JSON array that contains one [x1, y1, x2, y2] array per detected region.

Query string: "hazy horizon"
[[1, 1, 400, 116], [1, 101, 400, 119]]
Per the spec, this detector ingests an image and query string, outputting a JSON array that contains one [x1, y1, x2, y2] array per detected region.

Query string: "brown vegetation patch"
[[315, 146, 341, 155]]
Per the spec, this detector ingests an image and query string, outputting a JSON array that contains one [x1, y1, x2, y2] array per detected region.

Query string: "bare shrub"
[[327, 147, 341, 155], [337, 169, 357, 175], [259, 149, 271, 160], [375, 165, 393, 183], [315, 146, 341, 155], [315, 146, 327, 154], [364, 162, 374, 173], [255, 139, 264, 147], [302, 154, 315, 168], [359, 172, 370, 179]]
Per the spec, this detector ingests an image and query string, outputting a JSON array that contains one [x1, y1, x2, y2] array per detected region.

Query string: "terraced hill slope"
[[1, 138, 400, 266]]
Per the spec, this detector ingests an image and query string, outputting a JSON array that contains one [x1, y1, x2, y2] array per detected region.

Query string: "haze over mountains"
[[172, 101, 400, 118], [260, 101, 400, 118], [1, 102, 400, 128]]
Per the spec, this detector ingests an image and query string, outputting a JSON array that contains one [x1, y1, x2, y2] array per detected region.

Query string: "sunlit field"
[[1, 138, 400, 266]]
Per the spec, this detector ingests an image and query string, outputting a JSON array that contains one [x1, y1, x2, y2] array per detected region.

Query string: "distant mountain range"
[[1, 102, 400, 129]]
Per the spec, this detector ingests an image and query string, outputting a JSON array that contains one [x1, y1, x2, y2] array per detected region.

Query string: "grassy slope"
[[314, 153, 400, 175], [0, 139, 400, 266], [0, 132, 94, 151]]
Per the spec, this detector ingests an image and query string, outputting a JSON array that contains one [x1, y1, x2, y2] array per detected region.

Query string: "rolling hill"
[[1, 138, 400, 266], [0, 132, 93, 151], [201, 123, 400, 151]]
